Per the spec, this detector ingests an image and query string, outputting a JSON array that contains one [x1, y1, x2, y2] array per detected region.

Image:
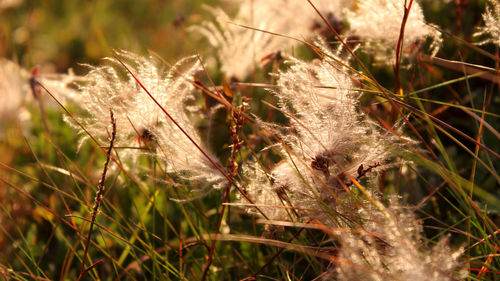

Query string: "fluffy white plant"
[[67, 51, 226, 190], [68, 51, 194, 147], [238, 41, 463, 279], [474, 0, 500, 45], [235, 0, 353, 37], [328, 197, 464, 281], [193, 7, 289, 81], [241, 42, 404, 223], [193, 0, 354, 80], [346, 0, 442, 61], [195, 0, 442, 79], [0, 59, 31, 138]]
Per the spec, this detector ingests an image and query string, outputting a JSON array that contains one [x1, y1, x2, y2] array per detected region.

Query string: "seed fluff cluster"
[[194, 0, 441, 80], [242, 42, 403, 222], [475, 0, 500, 46], [330, 196, 464, 281], [346, 0, 442, 61], [67, 51, 226, 191], [53, 2, 463, 279], [238, 41, 463, 280], [193, 0, 353, 81]]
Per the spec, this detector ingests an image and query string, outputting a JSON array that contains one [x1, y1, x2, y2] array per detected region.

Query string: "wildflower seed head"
[[271, 41, 396, 186], [192, 7, 293, 81], [193, 1, 355, 80], [68, 51, 201, 151], [242, 41, 406, 224], [346, 0, 442, 61], [333, 196, 464, 281], [67, 51, 226, 192]]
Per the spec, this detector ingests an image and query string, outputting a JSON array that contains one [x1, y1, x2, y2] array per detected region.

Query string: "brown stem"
[[394, 0, 414, 97], [77, 109, 116, 281], [201, 99, 248, 281]]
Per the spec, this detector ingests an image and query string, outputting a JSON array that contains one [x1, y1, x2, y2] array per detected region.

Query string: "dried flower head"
[[331, 197, 464, 281], [67, 51, 198, 148], [192, 7, 282, 81]]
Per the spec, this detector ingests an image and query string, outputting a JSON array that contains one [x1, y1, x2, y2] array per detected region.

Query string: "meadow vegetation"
[[0, 0, 499, 280]]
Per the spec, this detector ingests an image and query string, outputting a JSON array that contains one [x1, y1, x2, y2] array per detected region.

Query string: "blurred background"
[[0, 0, 222, 74]]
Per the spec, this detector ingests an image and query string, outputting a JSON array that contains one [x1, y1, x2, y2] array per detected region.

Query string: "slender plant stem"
[[394, 0, 414, 96], [77, 109, 116, 281]]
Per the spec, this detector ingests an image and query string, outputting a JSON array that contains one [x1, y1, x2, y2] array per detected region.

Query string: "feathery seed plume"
[[346, 0, 442, 61], [242, 42, 404, 222], [239, 41, 462, 280], [193, 0, 354, 80], [66, 51, 225, 190], [475, 0, 500, 45]]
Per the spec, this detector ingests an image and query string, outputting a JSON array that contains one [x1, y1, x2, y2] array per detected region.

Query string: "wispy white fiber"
[[332, 197, 465, 281], [475, 0, 500, 45], [193, 0, 354, 80], [0, 60, 31, 138], [346, 0, 442, 61], [65, 51, 226, 190], [238, 41, 462, 280], [242, 41, 405, 222]]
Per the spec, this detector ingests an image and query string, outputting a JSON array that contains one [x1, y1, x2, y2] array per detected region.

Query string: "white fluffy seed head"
[[272, 41, 399, 187], [0, 60, 31, 138], [68, 51, 200, 149], [192, 6, 295, 81], [475, 0, 500, 45], [192, 0, 355, 80], [66, 51, 226, 191], [346, 0, 442, 61], [241, 41, 408, 224], [331, 196, 465, 281]]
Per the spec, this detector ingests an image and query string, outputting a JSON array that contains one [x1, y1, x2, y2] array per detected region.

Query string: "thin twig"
[[394, 0, 414, 95], [77, 109, 116, 281]]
